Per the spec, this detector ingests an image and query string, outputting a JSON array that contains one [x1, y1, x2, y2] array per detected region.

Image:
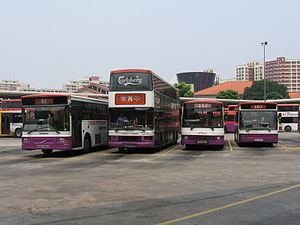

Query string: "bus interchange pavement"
[[0, 133, 299, 225]]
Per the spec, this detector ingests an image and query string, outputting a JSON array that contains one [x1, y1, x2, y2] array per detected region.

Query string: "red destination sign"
[[115, 94, 146, 105], [34, 98, 54, 105]]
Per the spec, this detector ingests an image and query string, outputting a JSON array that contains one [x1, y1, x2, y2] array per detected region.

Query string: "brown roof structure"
[[194, 81, 253, 97]]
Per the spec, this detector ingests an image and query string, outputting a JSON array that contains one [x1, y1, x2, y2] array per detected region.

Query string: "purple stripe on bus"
[[225, 124, 237, 133], [238, 134, 278, 143], [22, 137, 72, 150]]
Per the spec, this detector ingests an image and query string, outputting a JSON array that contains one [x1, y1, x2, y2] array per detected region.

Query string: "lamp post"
[[261, 41, 268, 101]]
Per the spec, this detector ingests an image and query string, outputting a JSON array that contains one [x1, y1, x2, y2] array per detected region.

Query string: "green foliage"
[[243, 80, 289, 100], [174, 83, 194, 97], [216, 90, 239, 99]]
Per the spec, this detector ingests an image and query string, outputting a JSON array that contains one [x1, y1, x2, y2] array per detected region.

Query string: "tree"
[[243, 80, 289, 100], [216, 90, 239, 99], [174, 83, 194, 97]]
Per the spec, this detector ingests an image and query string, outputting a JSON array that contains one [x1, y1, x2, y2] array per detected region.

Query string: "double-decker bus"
[[235, 102, 278, 146], [277, 104, 299, 132], [21, 94, 108, 154], [108, 69, 180, 151], [0, 99, 23, 138], [181, 100, 225, 149], [224, 105, 238, 133]]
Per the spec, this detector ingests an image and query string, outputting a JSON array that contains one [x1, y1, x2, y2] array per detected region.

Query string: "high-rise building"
[[265, 57, 300, 92], [0, 80, 30, 91], [176, 71, 216, 92], [236, 61, 264, 81], [63, 75, 109, 93]]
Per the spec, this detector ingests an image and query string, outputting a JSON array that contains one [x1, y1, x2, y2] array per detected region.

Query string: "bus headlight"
[[59, 138, 70, 144], [217, 136, 220, 140], [183, 136, 188, 140]]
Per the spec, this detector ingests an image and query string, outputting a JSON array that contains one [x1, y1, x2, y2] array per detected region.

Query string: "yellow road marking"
[[278, 143, 300, 151], [156, 184, 300, 225], [159, 144, 181, 157], [228, 140, 233, 152]]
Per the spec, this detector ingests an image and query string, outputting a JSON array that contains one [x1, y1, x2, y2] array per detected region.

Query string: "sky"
[[0, 0, 300, 88]]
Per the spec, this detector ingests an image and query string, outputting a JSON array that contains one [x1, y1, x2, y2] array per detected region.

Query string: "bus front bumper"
[[22, 137, 72, 150], [238, 134, 278, 143], [181, 135, 225, 146]]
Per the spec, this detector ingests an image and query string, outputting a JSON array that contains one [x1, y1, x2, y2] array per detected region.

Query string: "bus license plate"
[[124, 145, 135, 148], [37, 145, 50, 148], [254, 139, 263, 142], [197, 140, 208, 144]]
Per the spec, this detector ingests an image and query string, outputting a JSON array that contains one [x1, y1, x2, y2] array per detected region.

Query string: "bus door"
[[71, 108, 82, 148], [1, 113, 12, 134]]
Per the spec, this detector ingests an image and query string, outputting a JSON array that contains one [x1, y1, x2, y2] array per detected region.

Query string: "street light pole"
[[261, 41, 268, 101]]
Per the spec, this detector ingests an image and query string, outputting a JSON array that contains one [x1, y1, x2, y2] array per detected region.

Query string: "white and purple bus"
[[108, 69, 180, 151], [235, 102, 278, 146], [0, 99, 23, 138], [277, 104, 299, 132], [21, 94, 108, 155], [181, 100, 225, 149]]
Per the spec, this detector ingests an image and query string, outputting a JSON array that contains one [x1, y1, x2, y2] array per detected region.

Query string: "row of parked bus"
[[225, 103, 300, 133], [1, 69, 299, 154]]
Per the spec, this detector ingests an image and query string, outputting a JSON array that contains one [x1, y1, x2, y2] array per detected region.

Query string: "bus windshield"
[[110, 73, 153, 91], [109, 108, 153, 130], [183, 106, 223, 128], [23, 106, 70, 132], [240, 111, 277, 130]]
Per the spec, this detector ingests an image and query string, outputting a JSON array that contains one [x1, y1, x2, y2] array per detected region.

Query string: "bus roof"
[[238, 102, 277, 106], [2, 99, 21, 102], [21, 93, 107, 104], [277, 103, 300, 107], [184, 99, 223, 105], [110, 69, 153, 74], [22, 93, 70, 99]]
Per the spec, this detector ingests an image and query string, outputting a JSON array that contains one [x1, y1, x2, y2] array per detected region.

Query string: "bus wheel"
[[15, 128, 22, 138], [118, 147, 125, 153], [185, 144, 191, 150], [42, 149, 53, 155], [83, 136, 91, 153], [285, 126, 292, 132]]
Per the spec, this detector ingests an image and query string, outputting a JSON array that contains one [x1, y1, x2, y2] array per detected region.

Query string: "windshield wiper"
[[48, 127, 61, 134]]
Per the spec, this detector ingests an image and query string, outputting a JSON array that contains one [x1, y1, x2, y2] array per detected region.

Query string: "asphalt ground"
[[0, 132, 299, 225]]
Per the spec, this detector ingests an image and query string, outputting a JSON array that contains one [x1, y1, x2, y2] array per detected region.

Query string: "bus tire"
[[284, 126, 292, 132], [83, 134, 91, 153], [15, 128, 22, 138], [185, 144, 191, 150], [118, 147, 125, 153], [157, 133, 163, 151], [42, 149, 53, 155]]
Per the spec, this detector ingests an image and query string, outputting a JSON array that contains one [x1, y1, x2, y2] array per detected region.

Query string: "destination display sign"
[[115, 93, 146, 105], [240, 103, 277, 110], [22, 96, 68, 106]]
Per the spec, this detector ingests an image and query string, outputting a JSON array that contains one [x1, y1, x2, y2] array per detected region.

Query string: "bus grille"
[[119, 136, 141, 142]]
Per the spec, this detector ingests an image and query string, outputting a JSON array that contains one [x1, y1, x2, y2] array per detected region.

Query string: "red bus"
[[224, 105, 238, 133]]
